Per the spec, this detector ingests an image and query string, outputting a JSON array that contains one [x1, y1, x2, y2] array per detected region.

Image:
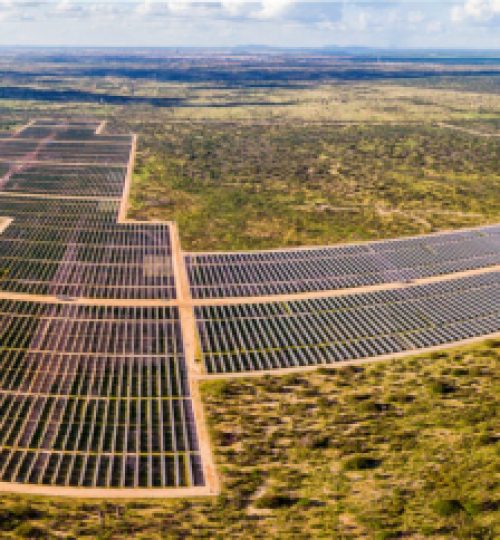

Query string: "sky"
[[0, 0, 498, 49]]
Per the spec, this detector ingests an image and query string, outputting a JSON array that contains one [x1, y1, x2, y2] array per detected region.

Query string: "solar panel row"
[[1, 164, 127, 197], [0, 140, 130, 163], [0, 197, 175, 299]]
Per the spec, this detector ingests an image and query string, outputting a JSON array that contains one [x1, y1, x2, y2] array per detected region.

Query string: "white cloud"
[[136, 0, 155, 16], [54, 0, 124, 17], [0, 0, 25, 21], [451, 0, 500, 22], [426, 20, 443, 33], [55, 0, 71, 12], [54, 0, 86, 16], [161, 0, 296, 20], [0, 1, 498, 48], [167, 0, 191, 14], [221, 0, 248, 17], [134, 0, 295, 21], [254, 0, 294, 19]]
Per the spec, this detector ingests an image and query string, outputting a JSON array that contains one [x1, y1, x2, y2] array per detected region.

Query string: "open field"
[[125, 82, 500, 251], [0, 340, 498, 538]]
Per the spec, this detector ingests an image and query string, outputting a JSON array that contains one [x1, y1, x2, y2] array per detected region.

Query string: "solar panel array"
[[0, 301, 204, 488], [0, 140, 131, 165], [0, 120, 205, 491], [0, 197, 175, 300], [186, 226, 500, 299], [1, 163, 127, 198], [0, 120, 131, 197], [196, 272, 500, 374]]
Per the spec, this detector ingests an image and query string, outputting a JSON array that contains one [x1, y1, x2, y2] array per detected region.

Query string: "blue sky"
[[0, 1, 499, 48]]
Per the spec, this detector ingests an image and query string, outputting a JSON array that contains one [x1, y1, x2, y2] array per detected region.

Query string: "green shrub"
[[428, 379, 456, 395], [360, 400, 391, 413], [302, 434, 330, 449], [202, 380, 234, 400], [14, 522, 49, 539], [432, 499, 465, 517], [254, 493, 298, 510], [430, 351, 448, 360], [343, 455, 381, 471], [281, 374, 303, 385], [451, 368, 469, 376], [316, 367, 338, 376], [477, 431, 497, 445], [0, 504, 42, 531]]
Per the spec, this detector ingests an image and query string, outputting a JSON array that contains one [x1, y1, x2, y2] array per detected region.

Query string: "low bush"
[[343, 455, 382, 471], [432, 498, 465, 517], [428, 379, 456, 395], [254, 493, 298, 510]]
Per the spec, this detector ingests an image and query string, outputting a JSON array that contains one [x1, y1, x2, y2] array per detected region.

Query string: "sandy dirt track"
[[0, 481, 214, 499]]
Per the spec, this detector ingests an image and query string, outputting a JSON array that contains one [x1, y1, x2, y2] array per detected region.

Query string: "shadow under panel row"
[[0, 304, 183, 356], [0, 382, 205, 490], [25, 119, 103, 130], [0, 261, 175, 300], [2, 164, 127, 198], [0, 197, 176, 300], [1, 227, 173, 250], [0, 393, 198, 455], [1, 284, 174, 301], [0, 239, 173, 261], [0, 300, 179, 319], [17, 127, 101, 140], [0, 140, 130, 165]]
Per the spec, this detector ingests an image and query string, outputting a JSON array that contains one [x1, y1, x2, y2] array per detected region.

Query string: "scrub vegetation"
[[123, 73, 500, 251], [130, 117, 499, 250]]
